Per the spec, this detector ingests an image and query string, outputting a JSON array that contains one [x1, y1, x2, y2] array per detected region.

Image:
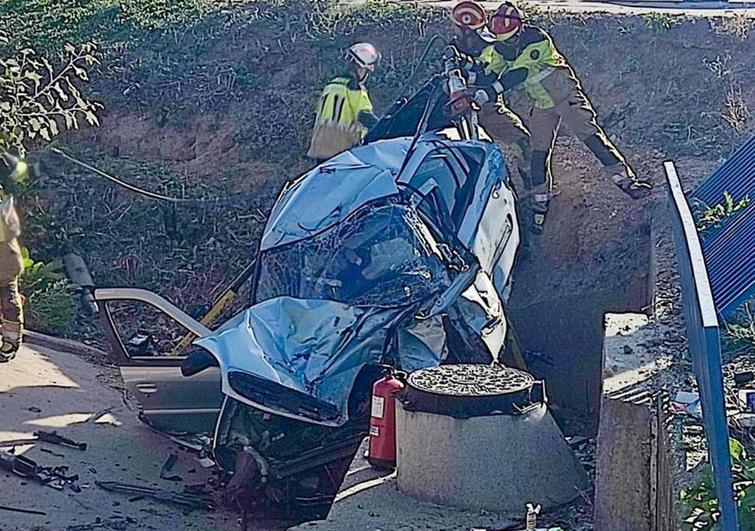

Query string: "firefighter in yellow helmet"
[[449, 1, 531, 178], [0, 151, 27, 362], [467, 2, 652, 233], [307, 43, 381, 164]]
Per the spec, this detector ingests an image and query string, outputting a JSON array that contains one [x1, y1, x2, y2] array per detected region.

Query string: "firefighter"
[[468, 2, 652, 233], [307, 43, 381, 164], [0, 152, 26, 362], [449, 1, 531, 179]]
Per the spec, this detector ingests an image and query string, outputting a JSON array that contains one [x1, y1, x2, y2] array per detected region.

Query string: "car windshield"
[[255, 201, 452, 308]]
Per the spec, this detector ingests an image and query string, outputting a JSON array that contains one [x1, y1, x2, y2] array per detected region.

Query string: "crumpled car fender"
[[195, 296, 441, 427]]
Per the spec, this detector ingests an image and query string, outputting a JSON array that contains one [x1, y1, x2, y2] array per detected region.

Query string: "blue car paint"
[[197, 132, 519, 426]]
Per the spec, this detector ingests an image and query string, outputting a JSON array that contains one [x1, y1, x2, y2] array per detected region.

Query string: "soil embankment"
[[6, 4, 755, 350]]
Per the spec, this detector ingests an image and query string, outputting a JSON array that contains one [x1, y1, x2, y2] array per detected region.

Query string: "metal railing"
[[665, 161, 738, 530]]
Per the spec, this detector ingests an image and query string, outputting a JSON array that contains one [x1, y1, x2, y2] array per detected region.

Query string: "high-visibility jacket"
[[307, 76, 375, 160], [0, 195, 20, 243], [476, 26, 570, 109]]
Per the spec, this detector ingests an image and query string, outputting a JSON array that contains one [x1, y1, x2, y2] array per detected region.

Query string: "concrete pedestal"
[[395, 402, 588, 512]]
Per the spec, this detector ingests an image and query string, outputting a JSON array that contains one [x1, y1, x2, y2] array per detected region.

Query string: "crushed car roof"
[[260, 133, 482, 251]]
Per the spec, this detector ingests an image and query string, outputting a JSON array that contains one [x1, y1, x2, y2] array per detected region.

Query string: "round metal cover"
[[400, 364, 546, 418], [407, 364, 535, 397]]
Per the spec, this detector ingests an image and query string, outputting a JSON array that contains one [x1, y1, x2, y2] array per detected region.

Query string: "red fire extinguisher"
[[367, 366, 405, 469]]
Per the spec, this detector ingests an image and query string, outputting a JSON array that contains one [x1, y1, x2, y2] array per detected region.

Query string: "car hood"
[[195, 296, 441, 426]]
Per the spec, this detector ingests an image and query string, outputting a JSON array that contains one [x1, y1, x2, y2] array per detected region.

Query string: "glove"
[[469, 88, 490, 106]]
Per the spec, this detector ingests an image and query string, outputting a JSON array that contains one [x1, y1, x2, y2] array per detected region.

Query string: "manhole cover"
[[400, 364, 544, 418], [408, 364, 534, 397]]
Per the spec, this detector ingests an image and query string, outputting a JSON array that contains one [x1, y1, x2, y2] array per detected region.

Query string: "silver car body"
[[94, 126, 519, 433]]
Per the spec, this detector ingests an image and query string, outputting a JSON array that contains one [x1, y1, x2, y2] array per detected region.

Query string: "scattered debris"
[[66, 515, 138, 530], [0, 431, 87, 452], [470, 504, 566, 531], [169, 434, 211, 453], [183, 483, 210, 495], [566, 436, 590, 448], [86, 407, 115, 423], [526, 503, 541, 530], [0, 437, 39, 447], [34, 430, 88, 451], [196, 456, 216, 469], [0, 450, 79, 490], [40, 447, 65, 458], [159, 453, 182, 482], [734, 371, 755, 387], [0, 503, 47, 515], [671, 391, 702, 419], [96, 481, 215, 510]]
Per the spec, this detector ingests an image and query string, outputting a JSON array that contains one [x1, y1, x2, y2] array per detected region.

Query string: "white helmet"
[[346, 42, 381, 72]]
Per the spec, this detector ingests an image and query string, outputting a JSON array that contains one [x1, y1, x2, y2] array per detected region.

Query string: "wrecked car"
[[94, 72, 520, 520]]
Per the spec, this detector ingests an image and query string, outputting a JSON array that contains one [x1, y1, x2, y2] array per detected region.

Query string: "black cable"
[[397, 80, 441, 179], [401, 34, 445, 96], [49, 147, 263, 208]]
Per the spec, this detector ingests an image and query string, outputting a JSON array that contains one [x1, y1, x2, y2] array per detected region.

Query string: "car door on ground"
[[94, 288, 224, 435]]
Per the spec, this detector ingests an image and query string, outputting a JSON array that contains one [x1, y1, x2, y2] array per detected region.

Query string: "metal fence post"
[[665, 161, 738, 531]]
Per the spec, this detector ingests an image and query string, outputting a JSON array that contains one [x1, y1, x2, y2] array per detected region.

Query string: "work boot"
[[0, 340, 17, 362], [605, 166, 653, 199], [529, 193, 550, 235]]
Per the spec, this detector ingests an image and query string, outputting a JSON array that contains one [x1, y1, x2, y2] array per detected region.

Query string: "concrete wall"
[[593, 313, 677, 531]]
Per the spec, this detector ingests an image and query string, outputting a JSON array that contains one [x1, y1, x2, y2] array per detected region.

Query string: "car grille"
[[228, 371, 340, 422]]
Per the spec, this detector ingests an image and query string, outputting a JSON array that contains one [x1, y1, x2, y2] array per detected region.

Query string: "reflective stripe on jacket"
[[307, 76, 374, 160], [313, 77, 373, 137], [478, 27, 567, 109]]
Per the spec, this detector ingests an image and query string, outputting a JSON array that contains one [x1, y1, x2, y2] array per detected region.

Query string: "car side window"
[[103, 300, 196, 359]]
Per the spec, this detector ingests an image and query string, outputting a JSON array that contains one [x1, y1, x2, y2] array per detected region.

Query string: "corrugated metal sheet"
[[694, 136, 755, 207], [702, 202, 755, 314], [692, 136, 755, 316]]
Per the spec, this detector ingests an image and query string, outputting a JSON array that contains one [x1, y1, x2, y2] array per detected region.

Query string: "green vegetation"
[[0, 22, 101, 335], [19, 248, 76, 335], [642, 12, 681, 33], [0, 0, 236, 51], [0, 36, 102, 156], [723, 84, 752, 135], [696, 192, 751, 234], [0, 0, 443, 51], [726, 303, 755, 353], [0, 0, 751, 338], [711, 14, 753, 41], [682, 439, 755, 529]]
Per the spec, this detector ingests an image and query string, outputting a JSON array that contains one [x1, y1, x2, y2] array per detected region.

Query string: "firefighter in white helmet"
[[0, 151, 26, 362], [307, 43, 381, 163]]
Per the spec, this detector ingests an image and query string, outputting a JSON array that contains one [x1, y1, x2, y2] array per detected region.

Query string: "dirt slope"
[[7, 3, 755, 336]]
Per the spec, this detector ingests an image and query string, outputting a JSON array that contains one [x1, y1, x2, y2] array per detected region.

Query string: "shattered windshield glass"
[[255, 201, 453, 308]]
